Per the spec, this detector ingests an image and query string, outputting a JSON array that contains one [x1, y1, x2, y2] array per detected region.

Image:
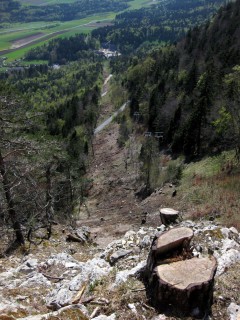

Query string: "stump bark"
[[160, 208, 179, 225], [148, 257, 217, 318]]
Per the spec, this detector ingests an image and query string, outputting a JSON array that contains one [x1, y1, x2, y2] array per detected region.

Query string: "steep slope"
[[125, 0, 240, 159]]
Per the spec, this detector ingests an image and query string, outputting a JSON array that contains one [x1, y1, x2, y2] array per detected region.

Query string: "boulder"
[[159, 208, 179, 225], [228, 302, 240, 320], [113, 260, 146, 287], [148, 257, 217, 318], [109, 249, 132, 265]]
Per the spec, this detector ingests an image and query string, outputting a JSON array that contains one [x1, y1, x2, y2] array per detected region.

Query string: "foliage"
[[92, 0, 225, 53], [24, 34, 100, 64], [122, 0, 240, 159], [0, 0, 130, 23]]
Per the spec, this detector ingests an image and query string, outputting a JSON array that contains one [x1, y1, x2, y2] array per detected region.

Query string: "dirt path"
[[77, 74, 166, 247]]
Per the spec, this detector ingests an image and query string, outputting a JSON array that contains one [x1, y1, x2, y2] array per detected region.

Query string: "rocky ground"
[[0, 74, 239, 320], [0, 221, 239, 320]]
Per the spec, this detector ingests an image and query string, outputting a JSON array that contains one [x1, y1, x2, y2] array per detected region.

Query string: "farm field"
[[0, 0, 150, 62], [19, 0, 77, 5]]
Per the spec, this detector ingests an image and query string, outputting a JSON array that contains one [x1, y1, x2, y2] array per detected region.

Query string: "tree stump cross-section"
[[146, 227, 194, 278], [149, 257, 217, 318], [160, 207, 179, 225]]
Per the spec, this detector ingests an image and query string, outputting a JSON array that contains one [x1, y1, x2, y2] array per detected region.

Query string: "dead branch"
[[90, 307, 100, 318], [41, 273, 64, 281], [71, 283, 87, 304]]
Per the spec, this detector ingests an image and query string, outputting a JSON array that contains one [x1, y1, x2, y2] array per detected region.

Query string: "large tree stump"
[[146, 227, 194, 278], [147, 257, 217, 318], [160, 208, 179, 225]]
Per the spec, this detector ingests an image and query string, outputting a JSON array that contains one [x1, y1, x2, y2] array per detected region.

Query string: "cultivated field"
[[19, 0, 77, 5], [0, 0, 151, 62]]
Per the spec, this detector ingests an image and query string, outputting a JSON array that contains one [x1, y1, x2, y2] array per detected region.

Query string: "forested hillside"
[[124, 0, 240, 160], [0, 0, 129, 23], [24, 34, 99, 64], [0, 47, 103, 250], [92, 0, 225, 53]]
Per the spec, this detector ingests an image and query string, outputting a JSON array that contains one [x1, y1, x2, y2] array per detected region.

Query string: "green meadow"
[[0, 0, 153, 62], [18, 0, 77, 5]]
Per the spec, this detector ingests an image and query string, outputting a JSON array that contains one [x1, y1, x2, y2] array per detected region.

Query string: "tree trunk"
[[45, 164, 54, 239], [0, 150, 24, 246], [148, 257, 217, 318]]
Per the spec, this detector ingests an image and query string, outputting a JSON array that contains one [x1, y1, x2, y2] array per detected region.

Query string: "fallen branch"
[[142, 302, 155, 311], [71, 283, 87, 304], [91, 298, 109, 305], [90, 307, 100, 318], [42, 273, 64, 281], [131, 287, 145, 292], [80, 295, 95, 304]]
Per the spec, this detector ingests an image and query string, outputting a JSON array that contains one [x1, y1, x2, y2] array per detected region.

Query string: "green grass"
[[0, 0, 153, 61], [19, 0, 77, 5], [176, 150, 240, 229]]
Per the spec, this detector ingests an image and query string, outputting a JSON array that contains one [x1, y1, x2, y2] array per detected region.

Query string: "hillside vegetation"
[[92, 0, 225, 53], [0, 0, 129, 23], [122, 0, 240, 160]]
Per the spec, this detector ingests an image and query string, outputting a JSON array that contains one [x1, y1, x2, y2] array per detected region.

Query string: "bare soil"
[[11, 33, 45, 48], [77, 77, 175, 248]]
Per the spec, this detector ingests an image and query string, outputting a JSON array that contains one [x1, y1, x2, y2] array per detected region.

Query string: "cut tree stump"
[[160, 208, 179, 225], [148, 257, 217, 318], [146, 227, 194, 277]]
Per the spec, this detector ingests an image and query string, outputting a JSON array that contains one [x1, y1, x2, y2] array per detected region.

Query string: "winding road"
[[94, 73, 129, 134], [94, 101, 129, 134]]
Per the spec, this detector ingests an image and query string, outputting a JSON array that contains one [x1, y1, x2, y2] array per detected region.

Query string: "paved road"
[[94, 101, 129, 135]]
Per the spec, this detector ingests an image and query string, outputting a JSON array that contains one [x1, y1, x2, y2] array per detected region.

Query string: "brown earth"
[[77, 75, 178, 248], [11, 33, 45, 49]]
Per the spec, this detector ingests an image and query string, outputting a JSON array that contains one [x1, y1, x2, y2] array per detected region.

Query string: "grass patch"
[[177, 151, 240, 229], [19, 0, 77, 5]]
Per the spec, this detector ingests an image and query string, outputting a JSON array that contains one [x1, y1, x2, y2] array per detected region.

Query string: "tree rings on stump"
[[149, 257, 217, 318], [160, 208, 179, 225]]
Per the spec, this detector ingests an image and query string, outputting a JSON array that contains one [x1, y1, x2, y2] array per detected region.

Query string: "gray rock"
[[227, 302, 240, 320], [214, 238, 240, 276], [109, 249, 132, 265], [114, 260, 146, 287], [221, 227, 230, 238], [140, 235, 151, 248], [157, 224, 166, 232], [46, 258, 111, 307], [16, 259, 38, 275], [0, 297, 26, 315], [20, 272, 51, 288], [45, 252, 81, 269], [229, 227, 239, 235], [75, 226, 91, 242], [151, 316, 167, 320]]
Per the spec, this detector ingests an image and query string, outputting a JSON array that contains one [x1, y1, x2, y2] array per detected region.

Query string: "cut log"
[[147, 257, 217, 318], [160, 208, 179, 225], [154, 227, 193, 255], [145, 227, 194, 278]]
